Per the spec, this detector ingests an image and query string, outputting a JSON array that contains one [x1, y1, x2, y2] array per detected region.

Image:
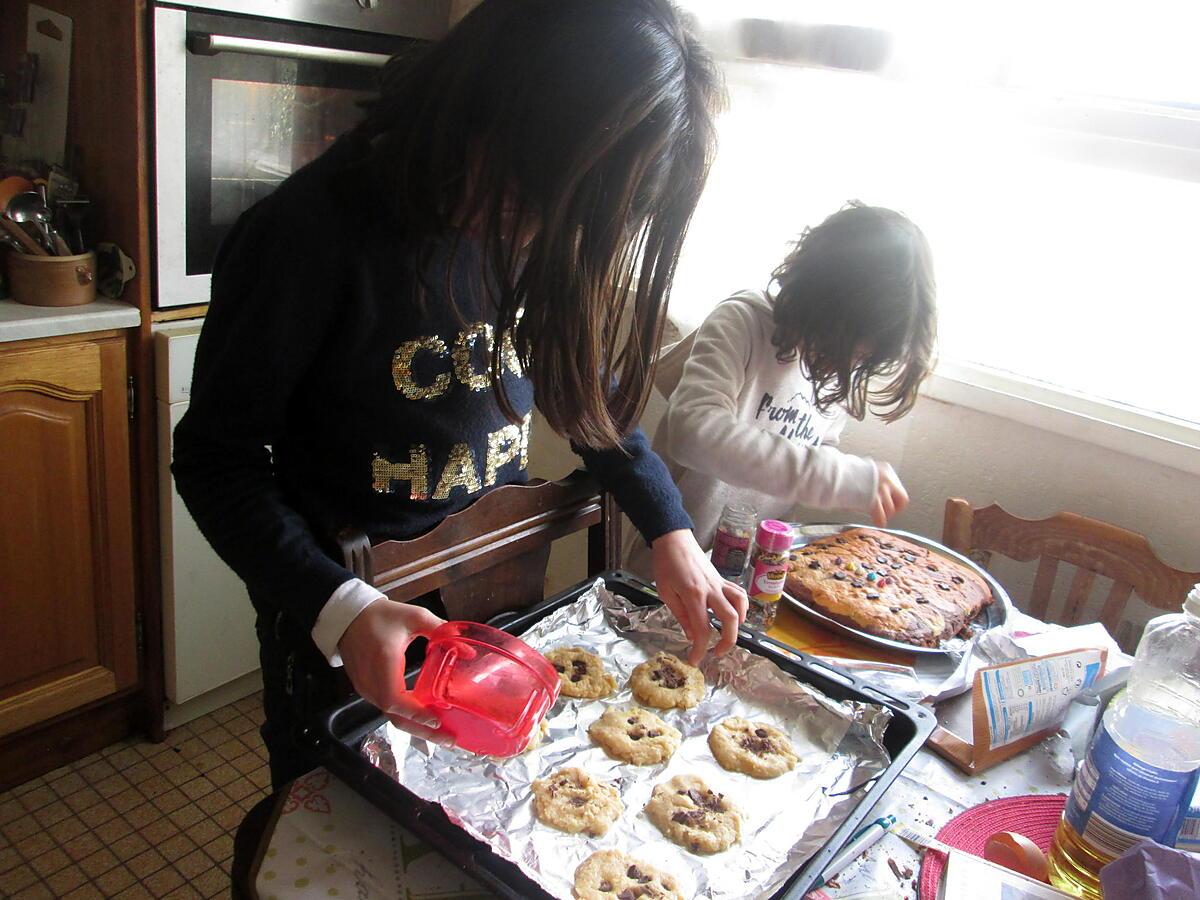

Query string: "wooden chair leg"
[[589, 492, 622, 575]]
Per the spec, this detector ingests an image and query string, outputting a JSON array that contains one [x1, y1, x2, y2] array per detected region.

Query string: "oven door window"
[[183, 12, 405, 276]]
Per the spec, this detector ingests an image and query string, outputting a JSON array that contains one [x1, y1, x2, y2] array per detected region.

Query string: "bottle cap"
[[1185, 584, 1200, 618], [755, 519, 793, 553]]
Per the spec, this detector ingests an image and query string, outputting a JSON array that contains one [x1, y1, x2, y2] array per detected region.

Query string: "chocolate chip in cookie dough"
[[952, 574, 965, 584], [630, 730, 644, 741], [937, 583, 950, 591], [554, 663, 565, 673], [686, 787, 723, 810], [927, 564, 939, 572], [647, 730, 662, 738], [627, 866, 652, 884], [652, 665, 686, 689], [599, 880, 613, 892], [570, 797, 587, 807], [627, 716, 638, 724], [671, 809, 706, 826], [915, 596, 929, 604], [866, 592, 879, 599], [740, 734, 774, 755], [808, 560, 821, 569], [570, 659, 589, 682]]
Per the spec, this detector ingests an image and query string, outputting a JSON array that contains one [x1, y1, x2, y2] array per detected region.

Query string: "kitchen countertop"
[[0, 297, 142, 343]]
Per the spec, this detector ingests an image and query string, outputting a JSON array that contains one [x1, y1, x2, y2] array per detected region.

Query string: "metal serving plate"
[[782, 523, 1010, 657]]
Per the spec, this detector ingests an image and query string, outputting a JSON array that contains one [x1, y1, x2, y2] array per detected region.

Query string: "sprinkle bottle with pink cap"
[[744, 519, 793, 630]]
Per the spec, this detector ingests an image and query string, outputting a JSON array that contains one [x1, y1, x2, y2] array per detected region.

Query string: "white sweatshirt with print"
[[625, 290, 878, 577]]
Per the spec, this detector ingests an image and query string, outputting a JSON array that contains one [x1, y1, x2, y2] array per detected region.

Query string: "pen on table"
[[813, 814, 897, 888]]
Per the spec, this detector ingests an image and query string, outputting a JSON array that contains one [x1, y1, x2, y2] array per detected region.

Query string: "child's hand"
[[870, 461, 909, 526], [650, 529, 749, 664], [338, 599, 453, 744]]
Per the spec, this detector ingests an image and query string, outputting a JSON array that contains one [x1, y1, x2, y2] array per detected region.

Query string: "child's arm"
[[664, 301, 878, 512]]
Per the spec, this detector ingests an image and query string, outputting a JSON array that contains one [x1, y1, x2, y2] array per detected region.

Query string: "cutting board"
[[21, 4, 73, 165]]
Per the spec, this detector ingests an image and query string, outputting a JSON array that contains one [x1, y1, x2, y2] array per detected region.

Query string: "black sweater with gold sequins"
[[172, 135, 691, 633]]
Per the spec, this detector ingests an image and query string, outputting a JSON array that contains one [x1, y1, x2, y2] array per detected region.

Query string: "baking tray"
[[301, 570, 936, 900], [783, 523, 1011, 658]]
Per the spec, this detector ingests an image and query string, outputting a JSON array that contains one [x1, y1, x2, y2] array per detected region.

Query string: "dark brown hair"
[[360, 0, 722, 449], [771, 203, 937, 422]]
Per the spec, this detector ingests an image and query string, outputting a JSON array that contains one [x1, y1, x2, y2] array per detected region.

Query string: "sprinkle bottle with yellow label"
[[744, 520, 793, 630]]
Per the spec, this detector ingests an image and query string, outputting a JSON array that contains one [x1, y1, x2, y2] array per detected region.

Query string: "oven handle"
[[187, 33, 392, 68]]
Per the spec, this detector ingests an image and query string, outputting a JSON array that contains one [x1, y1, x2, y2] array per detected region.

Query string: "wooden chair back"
[[335, 470, 621, 622], [943, 498, 1199, 645]]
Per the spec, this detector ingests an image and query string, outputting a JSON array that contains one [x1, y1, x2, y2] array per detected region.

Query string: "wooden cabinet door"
[[0, 334, 138, 736]]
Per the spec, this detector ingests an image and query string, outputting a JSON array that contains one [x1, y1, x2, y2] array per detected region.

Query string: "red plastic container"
[[410, 621, 561, 757]]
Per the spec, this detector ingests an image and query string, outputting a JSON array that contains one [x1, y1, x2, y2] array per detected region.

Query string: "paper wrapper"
[[361, 580, 892, 900]]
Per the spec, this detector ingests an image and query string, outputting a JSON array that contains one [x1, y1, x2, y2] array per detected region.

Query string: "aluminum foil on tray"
[[361, 580, 892, 900]]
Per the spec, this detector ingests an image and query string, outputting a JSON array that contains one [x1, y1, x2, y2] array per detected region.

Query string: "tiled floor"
[[0, 692, 270, 899]]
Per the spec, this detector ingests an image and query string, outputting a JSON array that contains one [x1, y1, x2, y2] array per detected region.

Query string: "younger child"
[[626, 203, 936, 576]]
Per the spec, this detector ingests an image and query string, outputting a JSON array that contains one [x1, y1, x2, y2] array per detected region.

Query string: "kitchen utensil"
[[7, 250, 96, 307], [0, 234, 26, 253], [783, 523, 1011, 658], [55, 198, 89, 253], [0, 216, 48, 255], [408, 620, 560, 756], [7, 191, 70, 255], [0, 176, 35, 214]]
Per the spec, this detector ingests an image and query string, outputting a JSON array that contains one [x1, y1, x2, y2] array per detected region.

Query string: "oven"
[[152, 0, 448, 308]]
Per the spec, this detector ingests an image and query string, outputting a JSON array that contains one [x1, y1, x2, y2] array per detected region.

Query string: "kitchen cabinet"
[[0, 331, 138, 743]]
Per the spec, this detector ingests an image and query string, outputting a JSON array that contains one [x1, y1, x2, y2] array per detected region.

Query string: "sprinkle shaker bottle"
[[745, 519, 793, 630], [711, 502, 757, 582]]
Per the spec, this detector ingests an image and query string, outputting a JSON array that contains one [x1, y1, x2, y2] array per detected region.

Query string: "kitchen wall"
[[531, 386, 1200, 649]]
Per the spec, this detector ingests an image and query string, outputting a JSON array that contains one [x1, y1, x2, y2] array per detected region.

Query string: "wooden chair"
[[942, 498, 1199, 645], [335, 469, 621, 622]]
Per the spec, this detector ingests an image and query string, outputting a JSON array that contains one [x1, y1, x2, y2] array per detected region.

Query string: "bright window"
[[672, 1, 1200, 428]]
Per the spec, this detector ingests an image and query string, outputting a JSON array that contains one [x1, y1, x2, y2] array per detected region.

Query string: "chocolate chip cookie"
[[708, 717, 799, 778], [588, 707, 681, 765], [531, 767, 623, 837], [546, 647, 619, 699], [629, 652, 704, 710], [643, 774, 741, 854], [572, 849, 682, 900]]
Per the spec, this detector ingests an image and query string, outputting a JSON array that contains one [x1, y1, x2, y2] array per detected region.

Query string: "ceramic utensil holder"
[[6, 249, 97, 307]]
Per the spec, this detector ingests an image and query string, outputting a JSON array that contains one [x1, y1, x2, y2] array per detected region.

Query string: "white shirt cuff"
[[311, 578, 387, 667]]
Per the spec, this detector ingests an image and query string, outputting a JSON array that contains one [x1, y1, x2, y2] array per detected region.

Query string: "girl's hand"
[[870, 461, 909, 526], [338, 599, 452, 743], [650, 529, 749, 665]]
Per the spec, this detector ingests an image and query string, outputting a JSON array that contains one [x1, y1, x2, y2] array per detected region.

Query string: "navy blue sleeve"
[[573, 426, 693, 546], [171, 208, 354, 632]]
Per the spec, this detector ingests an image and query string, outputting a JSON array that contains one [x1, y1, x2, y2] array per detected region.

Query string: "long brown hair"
[[771, 203, 937, 423], [360, 0, 723, 449]]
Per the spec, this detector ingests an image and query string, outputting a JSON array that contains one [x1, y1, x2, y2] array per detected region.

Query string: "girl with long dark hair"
[[173, 0, 746, 786]]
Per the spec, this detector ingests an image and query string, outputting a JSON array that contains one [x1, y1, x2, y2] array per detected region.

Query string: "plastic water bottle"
[[1047, 584, 1200, 898]]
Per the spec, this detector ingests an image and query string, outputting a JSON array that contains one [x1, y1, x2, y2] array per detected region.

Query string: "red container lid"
[[755, 519, 793, 553], [410, 621, 561, 757]]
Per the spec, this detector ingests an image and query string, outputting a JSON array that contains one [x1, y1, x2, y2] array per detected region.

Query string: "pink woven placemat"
[[918, 793, 1067, 899]]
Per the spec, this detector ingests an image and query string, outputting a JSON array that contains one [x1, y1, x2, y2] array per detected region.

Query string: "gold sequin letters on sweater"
[[371, 445, 430, 499], [392, 336, 450, 400], [433, 442, 483, 499]]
